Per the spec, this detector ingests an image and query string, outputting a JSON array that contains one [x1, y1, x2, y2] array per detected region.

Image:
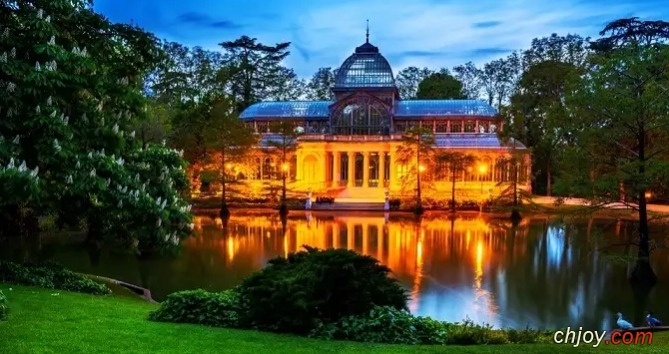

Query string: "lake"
[[2, 211, 668, 332]]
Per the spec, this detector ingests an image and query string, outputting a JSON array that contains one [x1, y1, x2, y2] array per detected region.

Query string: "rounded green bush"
[[148, 289, 240, 328], [237, 246, 409, 334]]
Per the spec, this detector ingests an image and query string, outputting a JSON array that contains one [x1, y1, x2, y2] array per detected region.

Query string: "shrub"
[[445, 318, 508, 345], [0, 290, 7, 320], [237, 246, 409, 334], [148, 289, 240, 328], [505, 327, 554, 344], [309, 305, 451, 345], [0, 261, 111, 295]]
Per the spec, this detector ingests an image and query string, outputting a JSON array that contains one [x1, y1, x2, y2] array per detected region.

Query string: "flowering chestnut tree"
[[0, 0, 192, 252]]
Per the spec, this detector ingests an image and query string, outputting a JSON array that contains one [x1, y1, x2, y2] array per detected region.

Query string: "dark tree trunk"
[[450, 169, 456, 213], [546, 164, 552, 197], [630, 125, 657, 286], [220, 150, 230, 219]]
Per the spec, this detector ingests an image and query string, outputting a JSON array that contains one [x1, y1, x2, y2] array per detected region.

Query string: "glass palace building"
[[235, 38, 531, 203]]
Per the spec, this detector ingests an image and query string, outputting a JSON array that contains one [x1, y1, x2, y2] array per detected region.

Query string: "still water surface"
[[2, 211, 668, 331]]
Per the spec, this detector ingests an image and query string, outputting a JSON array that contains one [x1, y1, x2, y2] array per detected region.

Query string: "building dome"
[[333, 40, 396, 89]]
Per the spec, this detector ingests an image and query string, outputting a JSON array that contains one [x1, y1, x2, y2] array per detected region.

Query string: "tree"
[[396, 66, 433, 100], [452, 62, 482, 99], [416, 70, 465, 99], [556, 20, 669, 286], [436, 152, 476, 212], [506, 34, 591, 196], [305, 67, 337, 100], [0, 0, 192, 252], [395, 126, 435, 213], [261, 67, 306, 101], [266, 121, 301, 214], [204, 97, 257, 218], [218, 36, 291, 112], [480, 53, 523, 109]]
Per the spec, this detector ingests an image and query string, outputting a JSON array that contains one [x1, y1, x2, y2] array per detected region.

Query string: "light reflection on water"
[[2, 212, 669, 331]]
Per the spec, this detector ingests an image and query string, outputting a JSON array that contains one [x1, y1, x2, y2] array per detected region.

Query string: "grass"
[[1, 284, 668, 354]]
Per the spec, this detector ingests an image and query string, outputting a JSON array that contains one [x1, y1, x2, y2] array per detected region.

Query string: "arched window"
[[331, 95, 391, 135]]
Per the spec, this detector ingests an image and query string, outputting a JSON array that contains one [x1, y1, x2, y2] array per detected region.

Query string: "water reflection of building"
[[189, 213, 532, 327], [186, 214, 669, 331]]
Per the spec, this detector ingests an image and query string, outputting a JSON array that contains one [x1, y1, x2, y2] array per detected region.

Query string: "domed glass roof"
[[333, 40, 396, 89]]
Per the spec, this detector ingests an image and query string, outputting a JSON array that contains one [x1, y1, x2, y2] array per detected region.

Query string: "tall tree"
[[480, 53, 522, 109], [305, 67, 337, 100], [266, 121, 301, 214], [396, 66, 434, 100], [416, 70, 465, 99], [436, 152, 476, 212], [452, 62, 482, 99], [218, 36, 291, 112], [395, 126, 435, 214], [556, 18, 669, 286], [0, 0, 192, 251], [262, 67, 305, 101], [204, 97, 257, 218]]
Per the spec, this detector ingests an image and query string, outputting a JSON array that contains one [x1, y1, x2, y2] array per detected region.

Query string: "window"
[[331, 95, 391, 135], [450, 122, 461, 133], [464, 121, 475, 133], [435, 121, 448, 133]]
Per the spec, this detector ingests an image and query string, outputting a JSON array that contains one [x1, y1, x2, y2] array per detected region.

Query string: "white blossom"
[[160, 199, 167, 210], [36, 105, 41, 113], [72, 46, 80, 55], [162, 139, 166, 146], [80, 47, 87, 56], [130, 131, 135, 138], [89, 168, 96, 177], [101, 117, 105, 125], [12, 135, 19, 144], [18, 160, 27, 172], [87, 152, 92, 158], [188, 223, 194, 230], [50, 110, 56, 118], [116, 157, 124, 166], [37, 9, 44, 19], [156, 218, 162, 227], [100, 148, 105, 156], [6, 82, 15, 92], [63, 116, 68, 125], [9, 47, 15, 58], [0, 52, 6, 63], [112, 123, 119, 133], [66, 175, 73, 184], [96, 102, 103, 112], [45, 16, 50, 23], [53, 139, 61, 152], [178, 150, 184, 157], [117, 200, 123, 208], [82, 113, 87, 122], [2, 28, 8, 38], [47, 96, 53, 106], [75, 160, 81, 169], [30, 166, 39, 177], [48, 36, 55, 46], [8, 157, 14, 167], [155, 197, 162, 206], [105, 178, 110, 187], [35, 61, 41, 71]]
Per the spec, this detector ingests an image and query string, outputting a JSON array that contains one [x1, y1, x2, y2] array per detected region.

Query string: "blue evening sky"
[[94, 0, 666, 78]]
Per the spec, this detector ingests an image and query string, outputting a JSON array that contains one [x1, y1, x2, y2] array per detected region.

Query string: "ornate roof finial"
[[366, 19, 369, 43]]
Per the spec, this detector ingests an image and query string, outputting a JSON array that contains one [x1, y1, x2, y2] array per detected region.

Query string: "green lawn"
[[0, 284, 667, 354]]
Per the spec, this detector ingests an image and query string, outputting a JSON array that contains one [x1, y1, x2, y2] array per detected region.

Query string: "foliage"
[[555, 19, 669, 285], [416, 70, 466, 99], [309, 306, 450, 345], [0, 1, 193, 251], [395, 126, 435, 209], [236, 246, 409, 334], [148, 289, 240, 328], [218, 36, 292, 112], [0, 261, 110, 295], [305, 67, 337, 100], [396, 66, 434, 99], [435, 152, 477, 210], [0, 290, 6, 320]]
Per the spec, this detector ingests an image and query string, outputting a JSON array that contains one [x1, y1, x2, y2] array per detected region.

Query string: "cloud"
[[94, 0, 669, 78], [472, 21, 502, 29]]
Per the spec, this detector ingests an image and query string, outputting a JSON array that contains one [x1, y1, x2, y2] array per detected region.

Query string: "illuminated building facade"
[[235, 37, 531, 203]]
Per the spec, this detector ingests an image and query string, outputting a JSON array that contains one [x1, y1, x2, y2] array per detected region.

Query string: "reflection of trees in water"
[[4, 213, 669, 329]]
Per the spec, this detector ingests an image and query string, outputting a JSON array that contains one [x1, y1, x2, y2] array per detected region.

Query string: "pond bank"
[[2, 283, 666, 353]]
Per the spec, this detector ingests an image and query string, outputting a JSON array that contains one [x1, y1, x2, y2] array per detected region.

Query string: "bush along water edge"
[[0, 261, 111, 295]]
